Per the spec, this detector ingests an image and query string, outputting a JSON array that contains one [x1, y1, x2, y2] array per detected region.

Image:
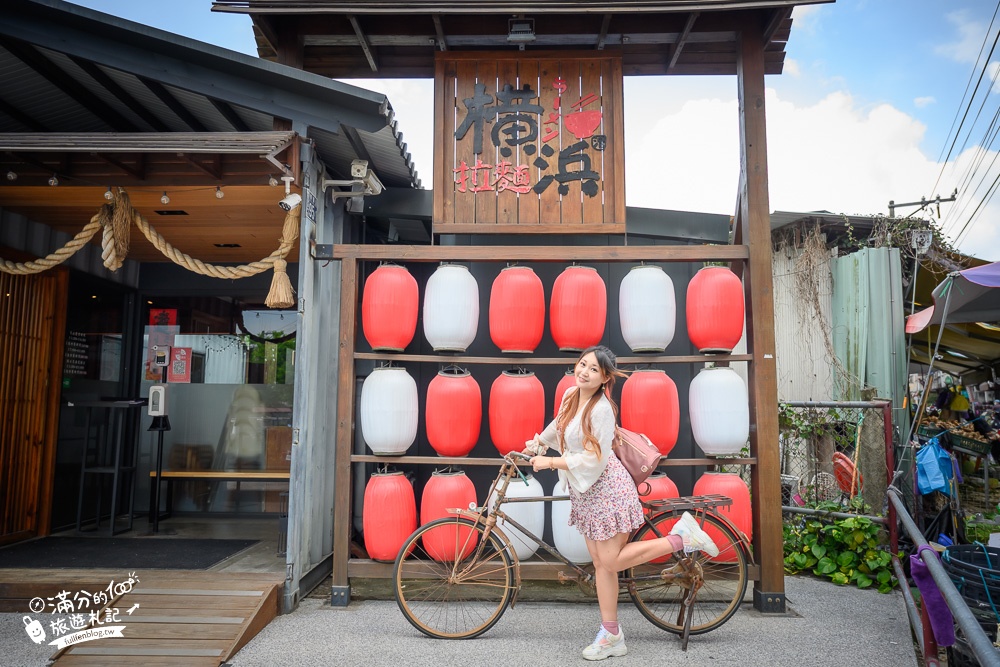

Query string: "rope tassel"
[[266, 258, 295, 308]]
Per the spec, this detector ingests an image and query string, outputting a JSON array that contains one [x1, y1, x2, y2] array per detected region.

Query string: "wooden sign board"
[[433, 51, 625, 234]]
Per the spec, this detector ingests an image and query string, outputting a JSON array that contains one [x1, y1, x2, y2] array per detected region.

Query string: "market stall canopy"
[[906, 262, 1000, 333], [905, 261, 1000, 377]]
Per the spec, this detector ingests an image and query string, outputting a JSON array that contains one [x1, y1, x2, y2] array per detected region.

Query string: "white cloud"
[[914, 96, 936, 108], [935, 10, 992, 64], [784, 58, 801, 77], [790, 5, 824, 34]]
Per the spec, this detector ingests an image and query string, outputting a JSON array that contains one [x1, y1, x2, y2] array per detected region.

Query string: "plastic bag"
[[916, 441, 953, 496]]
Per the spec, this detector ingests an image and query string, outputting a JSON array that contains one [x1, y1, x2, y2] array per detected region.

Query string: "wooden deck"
[[0, 569, 284, 666]]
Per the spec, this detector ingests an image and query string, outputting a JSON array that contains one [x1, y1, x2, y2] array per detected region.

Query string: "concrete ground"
[[229, 575, 918, 667], [0, 574, 919, 666]]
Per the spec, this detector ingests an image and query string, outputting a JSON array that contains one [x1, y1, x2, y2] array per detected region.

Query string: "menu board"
[[63, 331, 88, 377]]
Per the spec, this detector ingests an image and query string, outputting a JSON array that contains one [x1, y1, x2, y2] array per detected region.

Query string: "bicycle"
[[393, 451, 753, 650]]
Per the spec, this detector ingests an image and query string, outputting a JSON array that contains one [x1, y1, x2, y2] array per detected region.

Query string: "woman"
[[525, 345, 718, 661]]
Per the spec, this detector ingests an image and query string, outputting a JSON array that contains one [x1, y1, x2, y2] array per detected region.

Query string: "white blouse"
[[530, 391, 617, 494]]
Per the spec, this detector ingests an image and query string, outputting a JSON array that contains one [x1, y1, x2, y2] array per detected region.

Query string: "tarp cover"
[[905, 261, 1000, 333]]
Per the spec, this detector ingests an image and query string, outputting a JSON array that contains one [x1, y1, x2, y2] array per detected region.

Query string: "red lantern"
[[490, 266, 545, 353], [620, 370, 679, 456], [553, 370, 577, 418], [362, 264, 418, 352], [426, 368, 482, 457], [638, 472, 680, 563], [692, 472, 752, 563], [420, 470, 478, 562], [550, 266, 607, 352], [489, 370, 545, 456], [686, 267, 745, 354], [363, 471, 417, 562]]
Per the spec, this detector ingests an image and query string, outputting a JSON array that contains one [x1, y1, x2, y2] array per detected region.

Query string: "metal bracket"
[[330, 585, 351, 607], [310, 240, 334, 260], [753, 589, 786, 613]]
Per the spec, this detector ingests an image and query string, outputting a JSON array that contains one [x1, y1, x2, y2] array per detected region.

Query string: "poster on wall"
[[166, 347, 192, 383]]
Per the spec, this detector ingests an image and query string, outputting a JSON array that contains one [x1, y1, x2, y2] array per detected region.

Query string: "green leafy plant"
[[783, 504, 896, 593]]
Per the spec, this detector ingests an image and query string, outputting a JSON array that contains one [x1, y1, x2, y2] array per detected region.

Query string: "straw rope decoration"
[[0, 188, 301, 308]]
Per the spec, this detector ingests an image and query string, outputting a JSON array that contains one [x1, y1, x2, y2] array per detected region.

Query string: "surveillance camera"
[[279, 192, 301, 212], [350, 159, 369, 180], [363, 170, 384, 196]]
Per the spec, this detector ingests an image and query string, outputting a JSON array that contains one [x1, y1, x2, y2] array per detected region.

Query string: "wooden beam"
[[669, 12, 699, 70], [210, 99, 253, 133], [597, 14, 612, 50], [737, 17, 784, 614], [354, 351, 752, 365], [178, 153, 222, 180], [140, 78, 209, 132], [92, 152, 145, 180], [0, 98, 48, 132], [333, 257, 358, 593], [329, 244, 749, 262], [0, 37, 139, 132], [348, 15, 379, 72], [69, 56, 171, 132], [432, 14, 448, 50]]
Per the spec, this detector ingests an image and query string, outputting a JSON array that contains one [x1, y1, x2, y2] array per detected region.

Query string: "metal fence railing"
[[778, 401, 894, 514]]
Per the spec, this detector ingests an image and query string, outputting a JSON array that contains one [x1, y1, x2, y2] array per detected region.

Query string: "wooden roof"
[[213, 0, 834, 77]]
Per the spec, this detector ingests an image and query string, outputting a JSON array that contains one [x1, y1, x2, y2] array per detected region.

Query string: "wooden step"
[[0, 570, 283, 666]]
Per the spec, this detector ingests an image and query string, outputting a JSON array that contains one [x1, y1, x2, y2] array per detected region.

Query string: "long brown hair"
[[555, 345, 627, 456]]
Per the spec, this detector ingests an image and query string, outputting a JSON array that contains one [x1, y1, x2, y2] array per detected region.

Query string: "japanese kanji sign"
[[434, 52, 625, 233]]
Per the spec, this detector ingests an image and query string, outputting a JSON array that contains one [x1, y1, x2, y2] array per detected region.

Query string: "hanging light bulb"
[[48, 173, 59, 186], [160, 191, 170, 205], [268, 174, 279, 187], [215, 186, 224, 199], [104, 186, 114, 200], [5, 170, 16, 181]]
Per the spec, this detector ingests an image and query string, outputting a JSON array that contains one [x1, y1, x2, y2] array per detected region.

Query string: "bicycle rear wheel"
[[393, 516, 516, 639], [626, 511, 748, 635]]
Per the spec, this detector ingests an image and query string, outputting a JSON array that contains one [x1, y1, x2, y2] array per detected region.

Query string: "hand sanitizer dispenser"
[[149, 384, 168, 417]]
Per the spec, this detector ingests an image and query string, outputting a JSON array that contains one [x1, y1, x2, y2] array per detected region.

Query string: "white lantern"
[[423, 263, 479, 352], [619, 265, 676, 353], [488, 474, 544, 559], [689, 366, 749, 456], [550, 482, 592, 564], [360, 367, 418, 455]]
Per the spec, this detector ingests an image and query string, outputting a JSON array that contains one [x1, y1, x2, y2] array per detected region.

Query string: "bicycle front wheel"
[[393, 516, 516, 639], [626, 511, 748, 635]]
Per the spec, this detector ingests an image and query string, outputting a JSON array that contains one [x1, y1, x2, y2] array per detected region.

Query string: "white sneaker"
[[581, 626, 627, 661], [670, 511, 720, 557]]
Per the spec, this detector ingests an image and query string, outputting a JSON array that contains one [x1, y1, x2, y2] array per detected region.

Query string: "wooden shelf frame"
[[331, 23, 784, 613], [333, 244, 758, 589]]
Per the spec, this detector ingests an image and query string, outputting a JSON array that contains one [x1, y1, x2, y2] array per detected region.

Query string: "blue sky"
[[69, 0, 1000, 258]]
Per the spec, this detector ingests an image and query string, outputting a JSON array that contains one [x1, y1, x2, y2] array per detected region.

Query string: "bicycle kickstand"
[[679, 573, 703, 651]]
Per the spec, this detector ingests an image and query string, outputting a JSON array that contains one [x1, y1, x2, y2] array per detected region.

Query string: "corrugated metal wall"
[[772, 241, 836, 401], [831, 246, 907, 411]]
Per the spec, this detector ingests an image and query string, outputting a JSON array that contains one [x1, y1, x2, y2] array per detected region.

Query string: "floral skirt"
[[568, 453, 644, 542]]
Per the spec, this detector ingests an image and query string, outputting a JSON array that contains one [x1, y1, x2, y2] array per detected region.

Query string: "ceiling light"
[[5, 170, 16, 181], [268, 174, 279, 187], [104, 186, 114, 201], [215, 186, 224, 199], [507, 18, 536, 48], [160, 191, 170, 205], [48, 173, 59, 186]]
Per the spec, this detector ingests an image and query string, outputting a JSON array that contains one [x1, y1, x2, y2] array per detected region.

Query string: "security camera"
[[363, 169, 384, 196], [350, 159, 369, 179], [279, 192, 301, 211]]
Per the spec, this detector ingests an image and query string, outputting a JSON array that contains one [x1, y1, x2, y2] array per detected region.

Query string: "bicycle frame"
[[445, 455, 755, 602]]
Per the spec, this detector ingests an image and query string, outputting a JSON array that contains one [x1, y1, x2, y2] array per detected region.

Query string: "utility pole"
[[888, 188, 957, 219]]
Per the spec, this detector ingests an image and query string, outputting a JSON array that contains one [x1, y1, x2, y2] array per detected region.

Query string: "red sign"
[[166, 347, 192, 383]]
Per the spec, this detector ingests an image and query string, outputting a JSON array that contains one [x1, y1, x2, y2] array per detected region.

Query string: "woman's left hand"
[[530, 456, 551, 472]]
